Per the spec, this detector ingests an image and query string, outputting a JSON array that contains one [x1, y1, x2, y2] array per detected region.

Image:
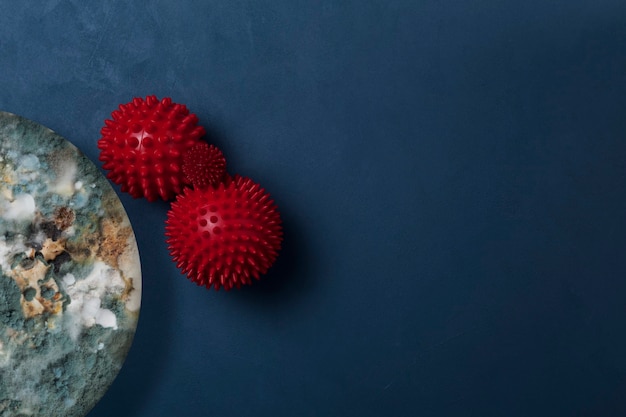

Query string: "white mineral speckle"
[[51, 159, 77, 196], [95, 309, 117, 329], [0, 235, 28, 272], [62, 273, 76, 287], [16, 154, 40, 183], [64, 261, 125, 341], [18, 154, 39, 169], [3, 194, 36, 221]]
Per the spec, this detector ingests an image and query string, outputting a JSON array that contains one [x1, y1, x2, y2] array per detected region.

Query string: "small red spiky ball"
[[165, 175, 283, 290], [98, 95, 205, 201], [182, 142, 227, 188]]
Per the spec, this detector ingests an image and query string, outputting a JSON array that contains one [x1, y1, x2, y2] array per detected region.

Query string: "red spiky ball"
[[98, 95, 205, 201], [165, 175, 283, 290], [182, 142, 227, 188]]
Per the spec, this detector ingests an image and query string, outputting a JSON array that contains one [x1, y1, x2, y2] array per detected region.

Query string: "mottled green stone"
[[0, 112, 141, 417]]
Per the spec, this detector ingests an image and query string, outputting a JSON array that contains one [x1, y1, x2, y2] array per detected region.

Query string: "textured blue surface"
[[1, 1, 626, 416]]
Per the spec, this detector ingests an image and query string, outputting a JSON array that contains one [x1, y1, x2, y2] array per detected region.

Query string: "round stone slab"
[[0, 112, 141, 416]]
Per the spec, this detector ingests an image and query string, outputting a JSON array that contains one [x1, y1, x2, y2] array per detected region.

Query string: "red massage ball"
[[182, 142, 227, 188], [165, 175, 283, 290], [98, 95, 205, 201]]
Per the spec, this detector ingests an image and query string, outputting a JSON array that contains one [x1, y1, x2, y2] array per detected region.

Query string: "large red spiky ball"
[[98, 95, 205, 201], [182, 142, 227, 188], [165, 175, 283, 290]]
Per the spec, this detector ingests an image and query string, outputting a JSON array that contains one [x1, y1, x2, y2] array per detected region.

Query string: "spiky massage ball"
[[98, 95, 205, 201], [165, 175, 283, 290], [182, 142, 227, 188]]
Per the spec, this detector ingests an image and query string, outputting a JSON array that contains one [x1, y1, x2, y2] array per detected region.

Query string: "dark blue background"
[[1, 1, 626, 416]]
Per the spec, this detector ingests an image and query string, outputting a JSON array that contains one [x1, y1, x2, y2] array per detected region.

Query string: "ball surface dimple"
[[165, 175, 283, 290], [98, 95, 205, 201]]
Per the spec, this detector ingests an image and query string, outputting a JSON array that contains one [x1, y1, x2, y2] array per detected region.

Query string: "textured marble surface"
[[0, 112, 141, 417]]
